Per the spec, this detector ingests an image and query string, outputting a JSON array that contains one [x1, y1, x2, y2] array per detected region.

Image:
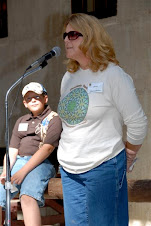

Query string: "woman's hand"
[[126, 148, 137, 172], [125, 142, 141, 173]]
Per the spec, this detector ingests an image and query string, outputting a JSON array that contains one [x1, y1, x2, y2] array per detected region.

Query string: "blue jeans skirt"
[[60, 149, 128, 226], [0, 155, 55, 208]]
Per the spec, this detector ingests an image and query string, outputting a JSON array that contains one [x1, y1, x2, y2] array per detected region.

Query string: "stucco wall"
[[0, 0, 70, 147], [101, 1, 151, 225], [0, 0, 150, 225]]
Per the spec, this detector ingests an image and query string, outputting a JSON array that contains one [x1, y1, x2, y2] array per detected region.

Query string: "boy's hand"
[[0, 172, 6, 185], [11, 169, 27, 185]]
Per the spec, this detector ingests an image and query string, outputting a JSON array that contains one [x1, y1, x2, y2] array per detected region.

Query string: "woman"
[[57, 13, 148, 226]]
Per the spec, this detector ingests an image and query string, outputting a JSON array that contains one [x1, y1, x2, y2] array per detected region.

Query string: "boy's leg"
[[0, 206, 2, 226], [19, 158, 55, 225], [20, 195, 41, 226], [0, 183, 7, 210], [0, 182, 19, 226]]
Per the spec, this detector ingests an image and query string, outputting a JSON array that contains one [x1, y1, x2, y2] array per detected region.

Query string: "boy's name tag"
[[88, 82, 104, 93], [18, 123, 28, 131]]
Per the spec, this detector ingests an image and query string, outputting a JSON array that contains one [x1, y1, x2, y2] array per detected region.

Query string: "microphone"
[[29, 46, 61, 68]]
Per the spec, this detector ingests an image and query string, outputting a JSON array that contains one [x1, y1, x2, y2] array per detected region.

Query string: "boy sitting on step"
[[0, 82, 62, 226]]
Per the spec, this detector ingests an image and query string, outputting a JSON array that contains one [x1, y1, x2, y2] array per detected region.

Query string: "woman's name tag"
[[88, 82, 103, 93]]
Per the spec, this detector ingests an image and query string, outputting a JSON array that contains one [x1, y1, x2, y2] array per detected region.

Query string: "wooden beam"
[[128, 179, 151, 202], [48, 178, 63, 199], [45, 199, 64, 214], [41, 214, 65, 225], [2, 178, 151, 225], [48, 178, 151, 202]]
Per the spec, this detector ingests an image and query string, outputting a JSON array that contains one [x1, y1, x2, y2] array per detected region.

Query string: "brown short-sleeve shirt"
[[10, 105, 62, 156]]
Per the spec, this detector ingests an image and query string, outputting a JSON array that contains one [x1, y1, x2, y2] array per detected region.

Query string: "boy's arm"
[[11, 144, 54, 185], [0, 148, 18, 183]]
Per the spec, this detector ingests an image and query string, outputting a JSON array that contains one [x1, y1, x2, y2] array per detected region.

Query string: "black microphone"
[[29, 46, 61, 68]]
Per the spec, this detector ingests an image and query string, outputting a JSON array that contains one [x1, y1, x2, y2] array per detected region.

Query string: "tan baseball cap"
[[22, 82, 47, 97]]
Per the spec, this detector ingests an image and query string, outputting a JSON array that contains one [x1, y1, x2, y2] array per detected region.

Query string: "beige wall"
[[101, 1, 151, 225], [0, 0, 70, 146], [0, 0, 150, 225]]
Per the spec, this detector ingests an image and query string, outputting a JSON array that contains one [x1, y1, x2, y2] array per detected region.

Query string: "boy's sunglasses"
[[24, 95, 43, 102], [63, 31, 83, 40]]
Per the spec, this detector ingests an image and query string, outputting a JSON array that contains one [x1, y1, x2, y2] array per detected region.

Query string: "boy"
[[0, 82, 62, 226]]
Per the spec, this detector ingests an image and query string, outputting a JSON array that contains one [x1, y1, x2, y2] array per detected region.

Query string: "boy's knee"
[[21, 195, 36, 206]]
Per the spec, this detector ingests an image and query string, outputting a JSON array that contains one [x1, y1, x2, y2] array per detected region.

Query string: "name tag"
[[18, 123, 28, 131], [88, 82, 104, 93]]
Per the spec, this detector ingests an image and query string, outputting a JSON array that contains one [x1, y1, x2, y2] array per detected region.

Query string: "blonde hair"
[[63, 13, 119, 73]]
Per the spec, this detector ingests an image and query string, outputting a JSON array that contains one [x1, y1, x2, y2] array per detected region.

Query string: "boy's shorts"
[[0, 155, 55, 208]]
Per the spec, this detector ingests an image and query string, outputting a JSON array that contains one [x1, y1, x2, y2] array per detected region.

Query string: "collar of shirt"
[[24, 105, 52, 122]]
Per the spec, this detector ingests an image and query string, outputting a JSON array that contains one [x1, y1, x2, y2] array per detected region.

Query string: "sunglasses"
[[24, 95, 43, 103], [63, 31, 83, 40]]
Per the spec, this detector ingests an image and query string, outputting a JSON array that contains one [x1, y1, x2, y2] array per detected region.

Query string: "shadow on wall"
[[0, 148, 6, 166], [0, 46, 41, 81]]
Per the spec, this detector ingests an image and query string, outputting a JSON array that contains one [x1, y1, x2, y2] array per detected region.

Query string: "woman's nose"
[[64, 35, 69, 42]]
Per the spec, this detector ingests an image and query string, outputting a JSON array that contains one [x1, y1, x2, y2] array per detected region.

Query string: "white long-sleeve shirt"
[[57, 63, 148, 174]]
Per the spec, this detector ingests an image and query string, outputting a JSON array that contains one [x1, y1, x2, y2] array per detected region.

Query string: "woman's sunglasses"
[[63, 31, 83, 40]]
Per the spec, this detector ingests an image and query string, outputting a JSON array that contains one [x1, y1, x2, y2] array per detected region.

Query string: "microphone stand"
[[5, 61, 47, 226]]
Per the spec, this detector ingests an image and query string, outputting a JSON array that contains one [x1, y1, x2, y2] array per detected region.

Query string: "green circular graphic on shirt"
[[58, 87, 89, 125]]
